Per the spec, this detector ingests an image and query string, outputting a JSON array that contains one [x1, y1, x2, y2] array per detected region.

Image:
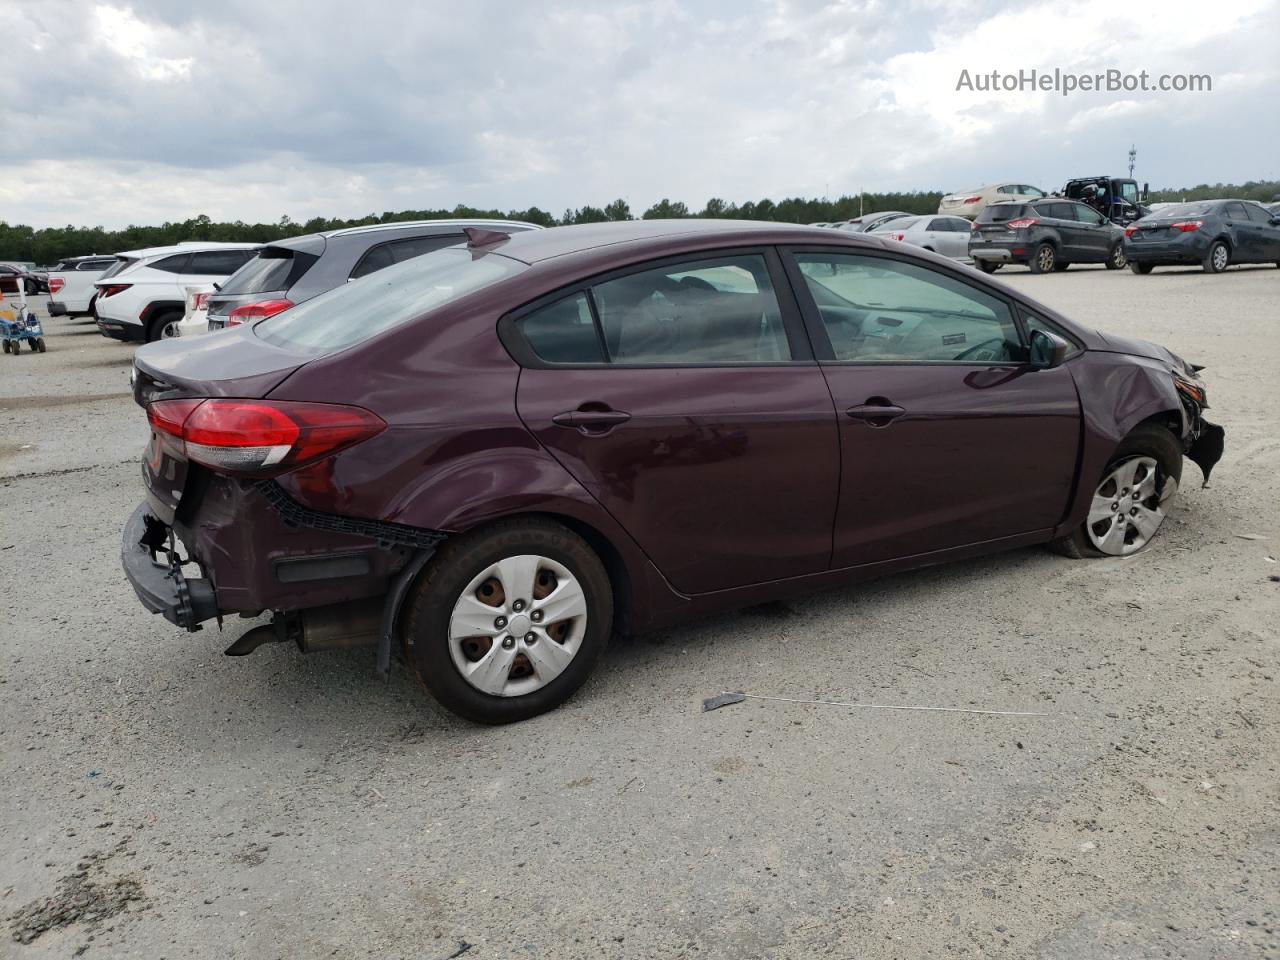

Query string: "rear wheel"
[[1028, 242, 1056, 274], [1105, 244, 1127, 270], [1050, 424, 1182, 559], [1129, 262, 1154, 275], [1203, 241, 1229, 274], [147, 310, 182, 342], [404, 518, 612, 724]]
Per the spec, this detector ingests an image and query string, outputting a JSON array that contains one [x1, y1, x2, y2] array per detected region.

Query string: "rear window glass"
[[98, 257, 136, 279], [256, 247, 526, 353], [976, 204, 1029, 223], [1153, 202, 1216, 218], [220, 249, 319, 295]]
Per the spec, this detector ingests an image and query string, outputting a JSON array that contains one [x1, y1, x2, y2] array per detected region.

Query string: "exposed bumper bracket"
[[121, 503, 219, 631]]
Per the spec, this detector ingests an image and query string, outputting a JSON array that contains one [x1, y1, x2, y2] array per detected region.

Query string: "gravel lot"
[[2, 263, 1278, 959]]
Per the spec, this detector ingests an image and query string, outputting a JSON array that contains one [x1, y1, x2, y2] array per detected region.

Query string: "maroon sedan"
[[124, 221, 1224, 723]]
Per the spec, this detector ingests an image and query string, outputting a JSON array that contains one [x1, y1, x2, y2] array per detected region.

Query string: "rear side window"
[[1224, 202, 1249, 221], [97, 258, 134, 279], [188, 250, 253, 275], [221, 249, 319, 295], [519, 293, 605, 364], [256, 247, 527, 353], [976, 204, 1028, 223], [591, 255, 790, 364], [389, 235, 462, 263], [150, 254, 190, 274]]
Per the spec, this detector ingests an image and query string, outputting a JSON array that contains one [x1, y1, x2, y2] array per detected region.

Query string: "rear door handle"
[[846, 401, 906, 426], [552, 409, 632, 430]]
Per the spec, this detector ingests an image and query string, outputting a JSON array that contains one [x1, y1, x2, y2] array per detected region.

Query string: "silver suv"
[[206, 219, 542, 330]]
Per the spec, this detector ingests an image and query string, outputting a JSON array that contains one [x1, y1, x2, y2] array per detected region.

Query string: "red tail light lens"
[[145, 399, 385, 475], [1124, 225, 1138, 237], [49, 277, 65, 293], [1171, 220, 1203, 233], [193, 292, 210, 310], [1005, 218, 1039, 229], [226, 299, 294, 327], [963, 196, 982, 204], [99, 283, 132, 298]]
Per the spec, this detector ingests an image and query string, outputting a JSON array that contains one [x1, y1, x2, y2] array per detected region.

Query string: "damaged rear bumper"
[[121, 502, 219, 631]]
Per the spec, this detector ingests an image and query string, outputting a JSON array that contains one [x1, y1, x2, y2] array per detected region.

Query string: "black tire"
[[1, 340, 8, 354], [1129, 262, 1154, 275], [976, 260, 1000, 274], [8, 340, 18, 357], [1053, 261, 1070, 272], [1028, 242, 1056, 274], [1049, 423, 1183, 559], [87, 295, 98, 319], [146, 310, 182, 343], [34, 338, 46, 353], [403, 517, 613, 724], [1202, 240, 1229, 274], [1105, 245, 1127, 270]]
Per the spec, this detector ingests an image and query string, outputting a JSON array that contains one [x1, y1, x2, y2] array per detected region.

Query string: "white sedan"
[[174, 284, 215, 337], [868, 215, 973, 260]]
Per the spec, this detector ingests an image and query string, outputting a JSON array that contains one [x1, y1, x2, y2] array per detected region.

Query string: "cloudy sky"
[[2, 0, 1276, 229]]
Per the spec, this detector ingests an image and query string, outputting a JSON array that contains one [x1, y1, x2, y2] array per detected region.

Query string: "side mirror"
[[1028, 329, 1070, 369], [1141, 183, 1149, 200]]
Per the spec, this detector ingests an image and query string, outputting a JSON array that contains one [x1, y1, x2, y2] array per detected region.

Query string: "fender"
[[1056, 352, 1183, 537]]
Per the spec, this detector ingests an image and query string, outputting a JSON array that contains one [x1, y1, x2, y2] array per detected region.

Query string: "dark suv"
[[123, 221, 1223, 724], [206, 219, 541, 330], [969, 199, 1127, 274]]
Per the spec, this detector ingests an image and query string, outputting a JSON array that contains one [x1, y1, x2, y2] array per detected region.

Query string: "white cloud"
[[1, 0, 1276, 229]]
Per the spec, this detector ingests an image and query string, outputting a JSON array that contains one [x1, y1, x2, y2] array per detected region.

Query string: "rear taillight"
[[49, 277, 65, 293], [146, 398, 385, 476], [226, 298, 294, 327], [1124, 225, 1138, 237], [962, 196, 982, 205], [1172, 220, 1203, 233], [99, 283, 131, 298], [193, 292, 210, 310], [1005, 218, 1039, 229], [893, 233, 906, 242]]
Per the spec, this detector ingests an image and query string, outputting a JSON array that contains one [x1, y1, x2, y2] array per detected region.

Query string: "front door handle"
[[552, 408, 632, 431], [846, 400, 906, 427]]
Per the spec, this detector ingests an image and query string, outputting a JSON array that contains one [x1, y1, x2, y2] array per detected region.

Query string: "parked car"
[[1264, 202, 1280, 217], [869, 214, 973, 259], [46, 255, 119, 317], [938, 183, 1045, 220], [122, 220, 1224, 724], [0, 262, 38, 296], [969, 198, 1127, 273], [175, 285, 215, 337], [836, 211, 913, 233], [205, 220, 542, 332], [1124, 199, 1280, 274], [94, 243, 261, 342], [1061, 176, 1150, 225]]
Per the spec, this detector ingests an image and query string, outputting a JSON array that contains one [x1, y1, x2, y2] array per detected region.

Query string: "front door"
[[782, 248, 1081, 567], [512, 251, 840, 595], [1069, 202, 1113, 261]]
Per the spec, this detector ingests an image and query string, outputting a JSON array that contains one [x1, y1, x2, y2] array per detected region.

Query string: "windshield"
[[255, 246, 527, 353], [218, 248, 318, 296], [97, 257, 136, 280]]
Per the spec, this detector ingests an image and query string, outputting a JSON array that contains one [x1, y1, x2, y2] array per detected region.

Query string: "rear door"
[[512, 249, 841, 594], [781, 247, 1080, 567]]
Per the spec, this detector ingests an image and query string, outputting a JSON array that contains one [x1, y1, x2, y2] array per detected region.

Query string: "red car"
[[124, 221, 1224, 723]]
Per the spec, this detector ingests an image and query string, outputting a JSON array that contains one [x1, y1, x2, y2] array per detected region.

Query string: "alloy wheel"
[[1212, 244, 1229, 272], [1037, 245, 1055, 272], [1111, 246, 1127, 269], [161, 320, 181, 339], [1086, 456, 1175, 556], [448, 554, 588, 697]]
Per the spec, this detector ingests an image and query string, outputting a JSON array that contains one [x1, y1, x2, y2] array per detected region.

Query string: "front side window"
[[1072, 204, 1107, 225], [591, 255, 790, 364], [1021, 185, 1045, 197], [793, 253, 1021, 363], [1120, 182, 1139, 203], [1244, 203, 1273, 223]]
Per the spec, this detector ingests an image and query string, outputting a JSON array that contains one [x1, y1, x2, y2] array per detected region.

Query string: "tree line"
[[2, 181, 1276, 264]]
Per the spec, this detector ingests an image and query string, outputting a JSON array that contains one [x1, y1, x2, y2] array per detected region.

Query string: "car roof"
[[324, 218, 539, 239], [113, 242, 262, 259], [487, 219, 871, 266]]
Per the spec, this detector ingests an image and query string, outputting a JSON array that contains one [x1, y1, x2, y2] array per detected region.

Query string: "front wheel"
[[1105, 245, 1127, 270], [1028, 242, 1056, 274], [1203, 241, 1229, 274], [404, 518, 612, 724], [1050, 424, 1183, 559], [34, 338, 46, 353]]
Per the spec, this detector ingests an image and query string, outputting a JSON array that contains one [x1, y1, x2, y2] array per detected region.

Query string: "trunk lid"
[[133, 327, 313, 522]]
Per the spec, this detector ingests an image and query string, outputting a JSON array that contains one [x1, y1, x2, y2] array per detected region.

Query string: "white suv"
[[46, 255, 119, 317], [94, 243, 260, 342]]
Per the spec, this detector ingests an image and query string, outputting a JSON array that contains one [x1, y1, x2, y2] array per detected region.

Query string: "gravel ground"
[[2, 265, 1278, 960]]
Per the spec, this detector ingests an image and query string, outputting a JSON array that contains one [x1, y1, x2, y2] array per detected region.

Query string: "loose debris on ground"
[[7, 850, 144, 946]]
